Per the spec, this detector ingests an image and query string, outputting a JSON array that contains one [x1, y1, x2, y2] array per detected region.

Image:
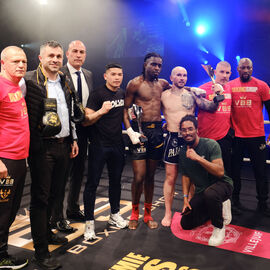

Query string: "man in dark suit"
[[51, 40, 93, 232]]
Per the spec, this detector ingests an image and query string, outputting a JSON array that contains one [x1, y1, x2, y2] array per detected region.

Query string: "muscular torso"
[[126, 76, 169, 122], [162, 88, 195, 132]]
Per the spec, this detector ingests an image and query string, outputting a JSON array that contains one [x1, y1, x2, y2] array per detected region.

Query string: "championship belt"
[[41, 98, 62, 137], [201, 64, 225, 103]]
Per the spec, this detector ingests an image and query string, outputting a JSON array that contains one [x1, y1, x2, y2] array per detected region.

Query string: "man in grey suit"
[[51, 40, 93, 232]]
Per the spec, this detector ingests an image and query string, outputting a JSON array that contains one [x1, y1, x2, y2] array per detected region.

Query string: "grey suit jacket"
[[61, 64, 93, 107]]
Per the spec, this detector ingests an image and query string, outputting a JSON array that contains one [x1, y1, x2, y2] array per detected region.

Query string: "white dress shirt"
[[67, 62, 89, 107]]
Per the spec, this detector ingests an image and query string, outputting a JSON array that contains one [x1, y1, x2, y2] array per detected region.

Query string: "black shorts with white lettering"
[[130, 121, 164, 160], [163, 132, 185, 165]]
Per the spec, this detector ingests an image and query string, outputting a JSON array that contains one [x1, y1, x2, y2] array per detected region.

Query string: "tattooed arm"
[[191, 91, 219, 112]]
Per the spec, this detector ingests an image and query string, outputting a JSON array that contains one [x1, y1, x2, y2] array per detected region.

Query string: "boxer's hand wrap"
[[126, 127, 141, 145]]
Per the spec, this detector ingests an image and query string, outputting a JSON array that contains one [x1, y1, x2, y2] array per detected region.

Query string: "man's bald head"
[[214, 61, 231, 86], [1, 46, 27, 84], [68, 40, 86, 51], [171, 66, 187, 77], [237, 57, 253, 82], [238, 58, 253, 68], [170, 66, 188, 89], [1, 46, 25, 61], [66, 40, 86, 70]]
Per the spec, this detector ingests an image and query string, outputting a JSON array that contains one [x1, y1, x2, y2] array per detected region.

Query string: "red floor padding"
[[171, 212, 270, 259]]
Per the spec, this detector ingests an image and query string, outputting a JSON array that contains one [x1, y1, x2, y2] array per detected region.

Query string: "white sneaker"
[[223, 199, 232, 225], [208, 226, 225, 246], [108, 212, 128, 228], [84, 220, 97, 240]]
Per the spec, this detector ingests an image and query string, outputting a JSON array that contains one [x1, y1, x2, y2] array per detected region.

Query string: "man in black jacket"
[[24, 40, 78, 270]]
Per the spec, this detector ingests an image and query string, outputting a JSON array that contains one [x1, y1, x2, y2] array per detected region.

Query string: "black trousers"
[[232, 136, 268, 203], [0, 158, 26, 259], [28, 140, 70, 257], [51, 126, 89, 223], [83, 143, 125, 221], [67, 125, 88, 213], [181, 181, 233, 230], [217, 130, 233, 178]]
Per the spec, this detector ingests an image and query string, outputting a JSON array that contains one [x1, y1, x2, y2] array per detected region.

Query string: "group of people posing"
[[1, 39, 270, 270]]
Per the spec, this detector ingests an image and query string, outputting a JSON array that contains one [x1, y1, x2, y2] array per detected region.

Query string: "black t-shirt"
[[86, 84, 125, 146]]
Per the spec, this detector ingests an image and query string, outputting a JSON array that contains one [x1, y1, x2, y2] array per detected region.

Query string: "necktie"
[[75, 71, 82, 102]]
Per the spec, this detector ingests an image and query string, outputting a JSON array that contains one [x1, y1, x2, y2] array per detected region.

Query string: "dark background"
[[1, 0, 270, 85], [1, 0, 270, 123]]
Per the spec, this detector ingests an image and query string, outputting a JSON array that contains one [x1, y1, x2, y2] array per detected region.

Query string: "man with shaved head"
[[51, 40, 93, 232], [198, 61, 233, 177], [227, 58, 270, 216], [161, 66, 222, 226], [0, 46, 29, 269]]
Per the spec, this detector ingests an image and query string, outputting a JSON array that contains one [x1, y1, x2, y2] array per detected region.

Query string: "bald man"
[[0, 46, 29, 269], [51, 41, 94, 232], [198, 61, 233, 177], [161, 66, 222, 226], [227, 58, 270, 216]]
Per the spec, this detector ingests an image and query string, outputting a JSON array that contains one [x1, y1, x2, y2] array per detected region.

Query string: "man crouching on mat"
[[179, 115, 233, 246]]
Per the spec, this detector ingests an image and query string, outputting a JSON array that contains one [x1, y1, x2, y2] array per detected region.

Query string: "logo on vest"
[[0, 189, 11, 202]]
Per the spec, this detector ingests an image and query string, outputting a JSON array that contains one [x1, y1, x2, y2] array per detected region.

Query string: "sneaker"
[[208, 226, 226, 246], [48, 231, 68, 245], [0, 255, 28, 269], [84, 220, 97, 240], [108, 212, 128, 229], [33, 253, 61, 270], [56, 219, 77, 233], [66, 210, 85, 221], [222, 199, 232, 225]]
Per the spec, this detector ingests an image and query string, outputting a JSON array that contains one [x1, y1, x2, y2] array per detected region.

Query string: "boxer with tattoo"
[[161, 66, 222, 226]]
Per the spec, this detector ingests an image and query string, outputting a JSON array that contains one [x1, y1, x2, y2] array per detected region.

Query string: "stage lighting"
[[198, 44, 209, 54], [39, 0, 48, 5], [196, 24, 207, 36], [236, 55, 241, 62], [204, 60, 208, 65]]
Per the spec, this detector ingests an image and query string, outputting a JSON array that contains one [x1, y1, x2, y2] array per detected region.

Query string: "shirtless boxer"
[[161, 66, 222, 226], [124, 52, 170, 229]]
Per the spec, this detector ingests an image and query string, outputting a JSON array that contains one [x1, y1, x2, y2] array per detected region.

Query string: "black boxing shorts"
[[163, 132, 185, 165], [130, 121, 164, 160]]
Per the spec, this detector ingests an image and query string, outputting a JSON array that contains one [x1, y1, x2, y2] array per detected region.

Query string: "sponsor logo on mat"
[[171, 212, 270, 260], [109, 252, 199, 270]]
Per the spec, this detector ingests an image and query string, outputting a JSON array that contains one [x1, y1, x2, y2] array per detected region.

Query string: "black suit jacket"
[[61, 64, 93, 106]]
